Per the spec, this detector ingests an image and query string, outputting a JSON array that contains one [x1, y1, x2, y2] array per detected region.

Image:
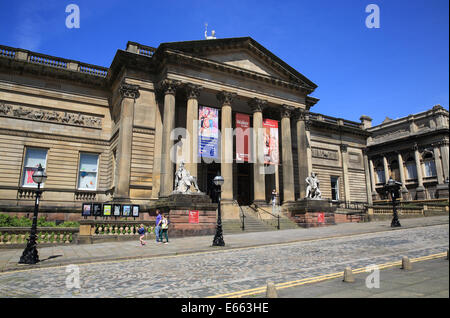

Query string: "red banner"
[[189, 210, 199, 224], [235, 113, 251, 162], [263, 119, 279, 165]]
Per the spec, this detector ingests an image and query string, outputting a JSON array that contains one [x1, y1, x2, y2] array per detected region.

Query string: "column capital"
[[413, 142, 420, 151], [248, 97, 267, 113], [340, 144, 348, 153], [304, 120, 312, 131], [119, 82, 140, 99], [185, 83, 203, 100], [158, 79, 181, 96], [216, 91, 237, 106], [294, 108, 309, 121], [281, 105, 295, 119]]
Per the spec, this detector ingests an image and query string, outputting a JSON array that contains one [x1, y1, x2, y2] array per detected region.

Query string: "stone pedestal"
[[284, 199, 337, 228], [435, 184, 449, 199], [151, 193, 218, 237]]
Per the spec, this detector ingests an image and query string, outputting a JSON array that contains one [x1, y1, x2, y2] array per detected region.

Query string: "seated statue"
[[305, 172, 322, 199], [174, 161, 202, 194]]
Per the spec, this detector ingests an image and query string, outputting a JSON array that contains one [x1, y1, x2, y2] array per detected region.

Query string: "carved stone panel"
[[311, 147, 339, 161], [0, 101, 102, 129]]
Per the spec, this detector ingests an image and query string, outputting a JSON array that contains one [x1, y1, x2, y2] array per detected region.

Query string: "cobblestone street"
[[0, 219, 448, 298]]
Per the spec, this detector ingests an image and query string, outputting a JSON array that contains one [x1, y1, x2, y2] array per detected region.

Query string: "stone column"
[[435, 141, 449, 198], [383, 155, 390, 183], [159, 79, 180, 197], [369, 158, 378, 201], [185, 84, 202, 180], [217, 91, 236, 201], [115, 82, 140, 200], [440, 139, 449, 181], [396, 151, 409, 199], [295, 110, 312, 199], [151, 92, 163, 199], [249, 98, 267, 203], [280, 105, 295, 203], [362, 150, 373, 206], [414, 143, 426, 199], [340, 144, 351, 202]]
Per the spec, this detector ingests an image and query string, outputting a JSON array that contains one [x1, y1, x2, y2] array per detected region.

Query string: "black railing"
[[233, 200, 246, 231], [251, 204, 280, 230]]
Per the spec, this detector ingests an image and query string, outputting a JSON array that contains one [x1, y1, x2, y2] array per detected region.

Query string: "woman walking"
[[161, 214, 169, 244]]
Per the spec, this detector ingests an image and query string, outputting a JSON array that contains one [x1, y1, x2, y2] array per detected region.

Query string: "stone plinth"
[[151, 193, 218, 238], [284, 198, 336, 228]]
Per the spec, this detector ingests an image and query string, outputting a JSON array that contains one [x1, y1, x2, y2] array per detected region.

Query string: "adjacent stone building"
[[0, 37, 447, 221]]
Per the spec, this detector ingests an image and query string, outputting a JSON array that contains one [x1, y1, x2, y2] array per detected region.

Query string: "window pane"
[[406, 163, 417, 179], [424, 160, 436, 177], [22, 148, 47, 187], [78, 153, 98, 190], [376, 170, 385, 183]]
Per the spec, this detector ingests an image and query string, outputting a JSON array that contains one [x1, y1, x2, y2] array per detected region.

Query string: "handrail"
[[251, 204, 280, 230], [233, 200, 246, 231]]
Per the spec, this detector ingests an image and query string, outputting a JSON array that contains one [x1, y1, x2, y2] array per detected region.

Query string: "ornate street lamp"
[[19, 163, 47, 264], [383, 177, 402, 228], [212, 174, 225, 246]]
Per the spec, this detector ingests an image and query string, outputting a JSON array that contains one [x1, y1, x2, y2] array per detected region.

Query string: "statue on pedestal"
[[305, 172, 322, 199], [173, 161, 202, 194]]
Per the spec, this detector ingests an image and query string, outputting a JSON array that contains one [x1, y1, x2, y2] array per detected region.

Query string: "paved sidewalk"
[[275, 256, 449, 298], [0, 215, 448, 273]]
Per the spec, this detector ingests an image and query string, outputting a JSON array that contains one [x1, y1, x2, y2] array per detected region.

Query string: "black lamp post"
[[383, 177, 402, 228], [212, 174, 225, 247], [19, 163, 47, 264]]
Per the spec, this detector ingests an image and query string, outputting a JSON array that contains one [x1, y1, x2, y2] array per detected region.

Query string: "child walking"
[[138, 224, 146, 246]]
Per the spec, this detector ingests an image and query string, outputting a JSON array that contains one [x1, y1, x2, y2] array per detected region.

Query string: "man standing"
[[155, 209, 162, 243]]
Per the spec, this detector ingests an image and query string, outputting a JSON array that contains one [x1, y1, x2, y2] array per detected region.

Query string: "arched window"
[[405, 156, 417, 180], [423, 152, 437, 177]]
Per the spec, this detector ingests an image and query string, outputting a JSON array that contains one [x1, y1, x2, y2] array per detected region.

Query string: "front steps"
[[222, 205, 299, 234]]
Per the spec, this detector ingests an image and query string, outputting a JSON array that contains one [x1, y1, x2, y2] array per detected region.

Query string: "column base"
[[415, 186, 426, 200], [435, 184, 449, 199]]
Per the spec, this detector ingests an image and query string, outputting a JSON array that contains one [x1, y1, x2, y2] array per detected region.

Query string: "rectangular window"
[[376, 170, 385, 184], [22, 148, 48, 187], [78, 153, 99, 190], [424, 160, 437, 177], [406, 163, 417, 180], [331, 176, 339, 201]]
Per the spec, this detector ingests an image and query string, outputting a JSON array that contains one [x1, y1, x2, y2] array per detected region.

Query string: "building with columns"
[[365, 105, 449, 201], [0, 37, 447, 221]]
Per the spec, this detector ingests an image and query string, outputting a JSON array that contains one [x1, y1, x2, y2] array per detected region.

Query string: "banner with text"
[[235, 113, 251, 162], [263, 119, 279, 165], [198, 106, 219, 159]]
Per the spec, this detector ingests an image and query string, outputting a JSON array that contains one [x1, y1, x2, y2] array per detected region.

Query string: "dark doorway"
[[237, 163, 252, 205], [206, 163, 220, 203]]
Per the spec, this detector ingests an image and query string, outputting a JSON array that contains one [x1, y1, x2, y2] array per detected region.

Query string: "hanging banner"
[[198, 106, 219, 159], [235, 113, 251, 162], [263, 119, 279, 165]]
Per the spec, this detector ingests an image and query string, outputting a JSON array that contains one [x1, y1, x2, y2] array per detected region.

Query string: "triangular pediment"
[[157, 37, 317, 91]]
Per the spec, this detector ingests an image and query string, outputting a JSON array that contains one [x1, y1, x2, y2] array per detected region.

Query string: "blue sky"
[[0, 0, 448, 125]]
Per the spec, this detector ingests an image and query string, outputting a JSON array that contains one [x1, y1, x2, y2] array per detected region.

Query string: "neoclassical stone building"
[[0, 37, 447, 221], [365, 105, 449, 201]]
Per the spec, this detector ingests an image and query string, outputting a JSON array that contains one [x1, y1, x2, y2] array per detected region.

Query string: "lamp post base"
[[19, 236, 39, 265], [212, 225, 225, 246], [391, 218, 401, 228]]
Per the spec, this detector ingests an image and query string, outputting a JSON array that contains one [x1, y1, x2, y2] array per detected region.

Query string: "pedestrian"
[[138, 224, 146, 246], [161, 214, 169, 244], [155, 209, 162, 243]]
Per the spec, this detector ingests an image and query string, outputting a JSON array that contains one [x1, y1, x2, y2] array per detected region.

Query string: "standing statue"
[[174, 161, 202, 194], [305, 172, 322, 199]]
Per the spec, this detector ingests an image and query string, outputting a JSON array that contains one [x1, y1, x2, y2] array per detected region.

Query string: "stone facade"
[[365, 106, 449, 201], [0, 38, 447, 222]]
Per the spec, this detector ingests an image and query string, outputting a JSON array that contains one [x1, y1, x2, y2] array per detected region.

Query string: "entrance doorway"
[[205, 163, 220, 203], [236, 163, 252, 205]]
